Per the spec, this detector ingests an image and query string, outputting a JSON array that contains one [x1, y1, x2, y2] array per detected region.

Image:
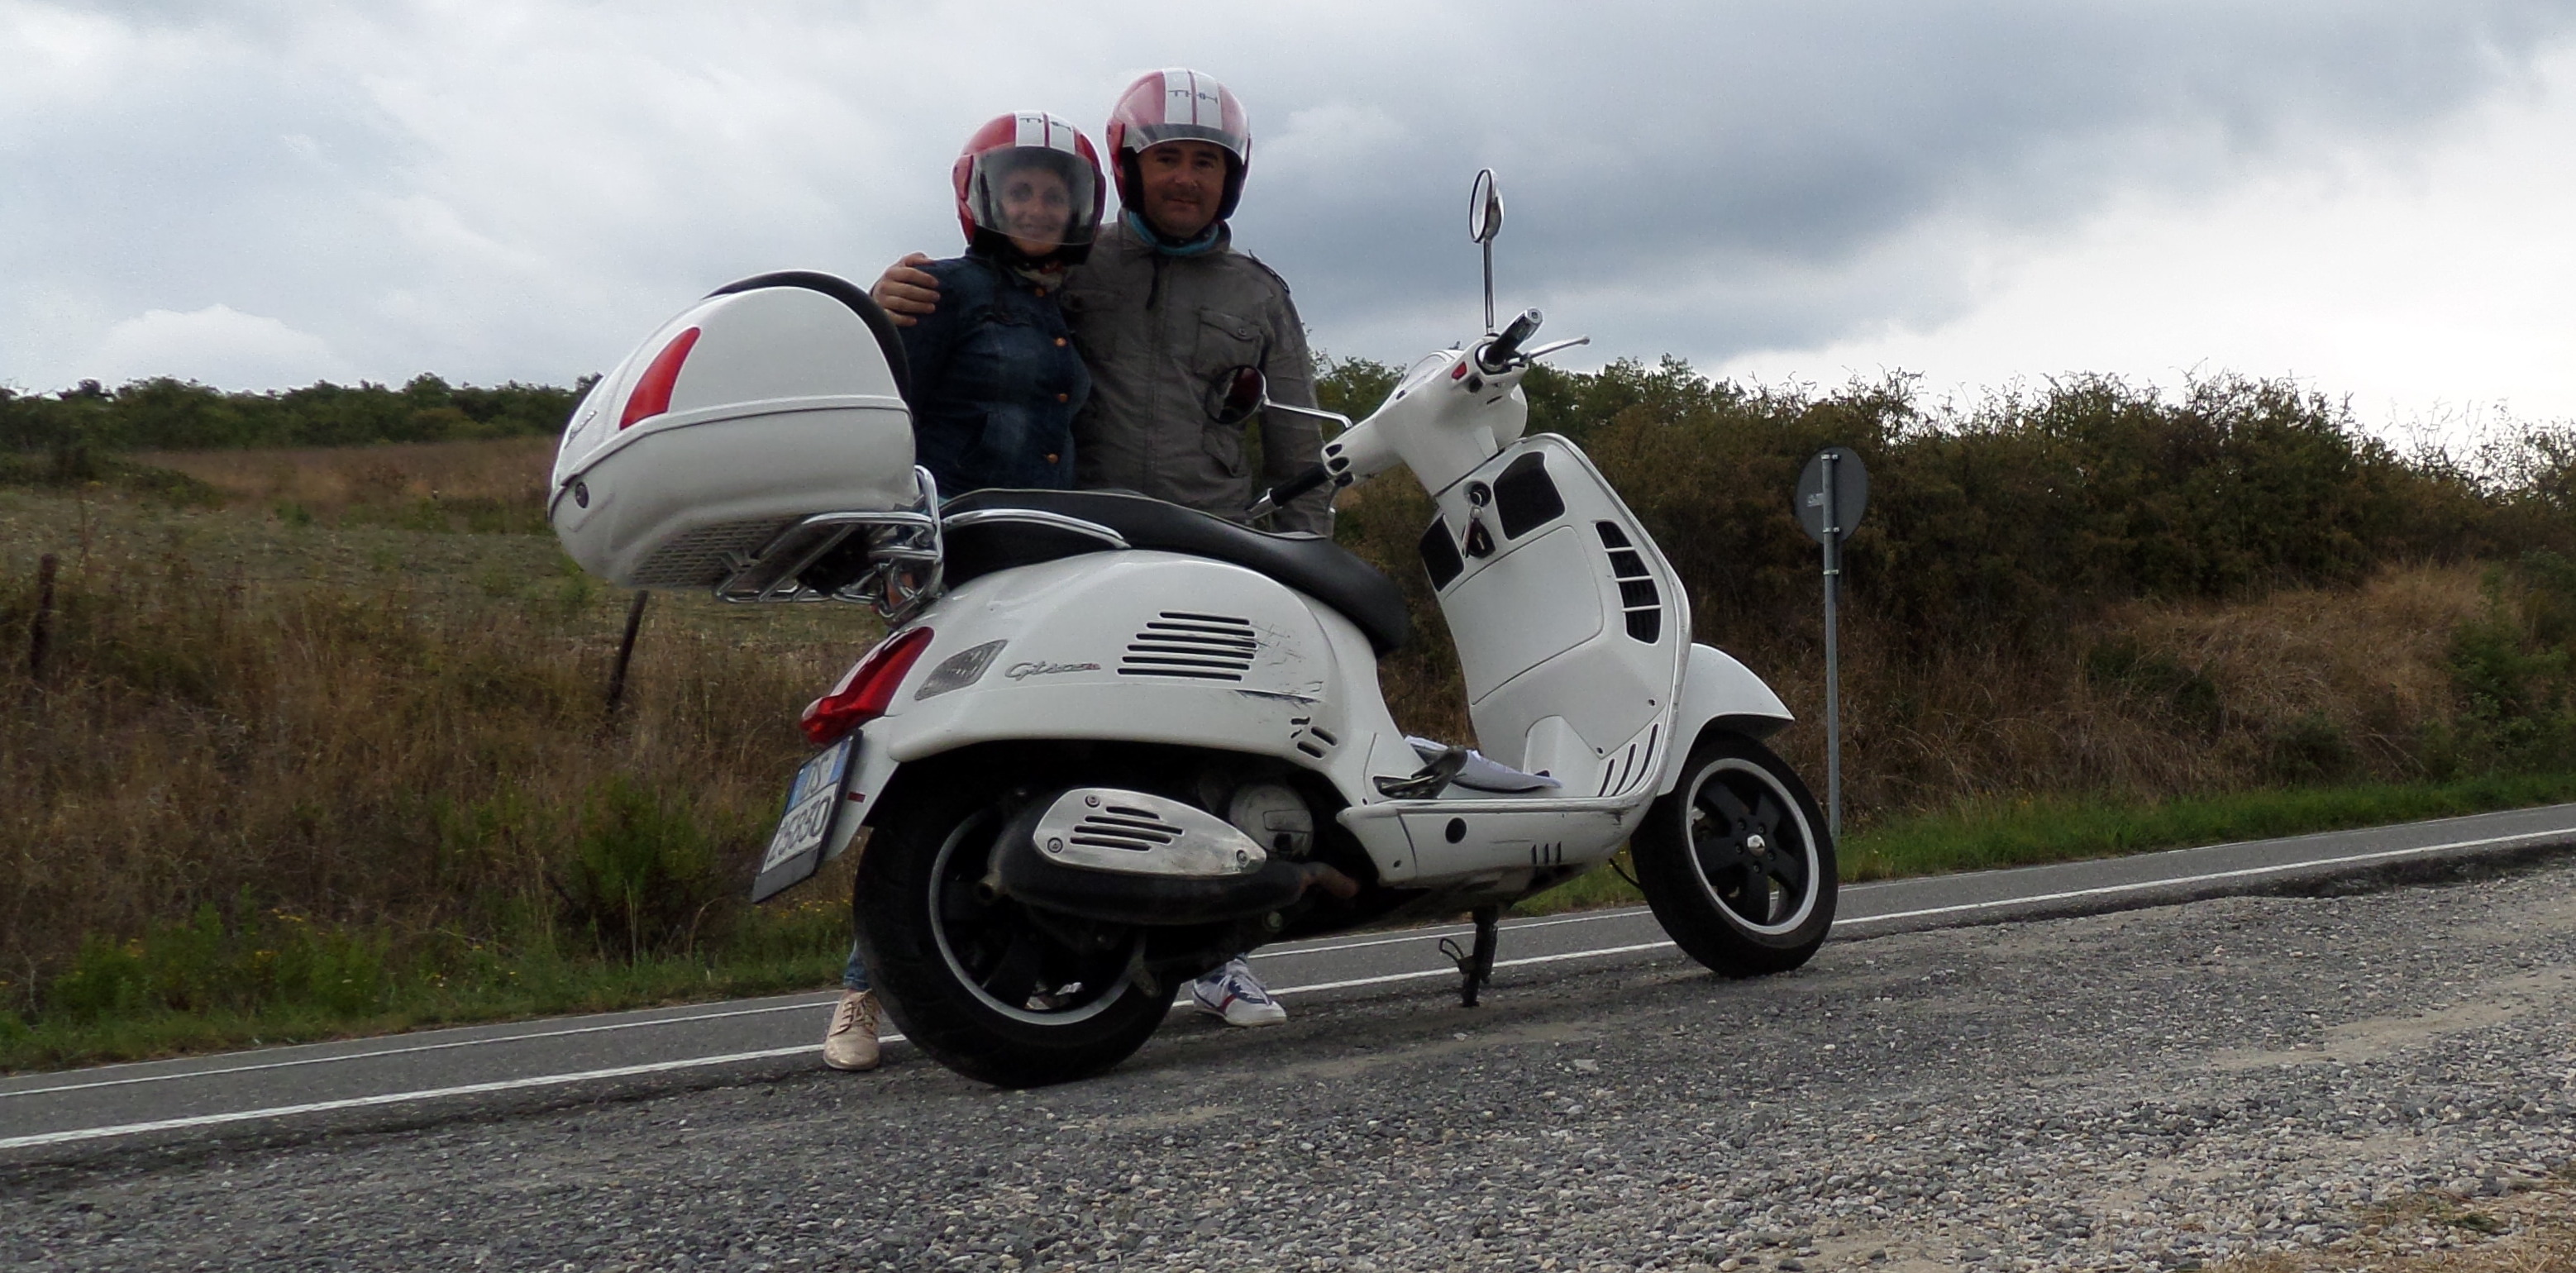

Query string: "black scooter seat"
[[940, 489, 1411, 655]]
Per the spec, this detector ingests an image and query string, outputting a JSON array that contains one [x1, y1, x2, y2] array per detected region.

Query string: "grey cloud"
[[1227, 1, 2576, 364], [4, 1, 2573, 392]]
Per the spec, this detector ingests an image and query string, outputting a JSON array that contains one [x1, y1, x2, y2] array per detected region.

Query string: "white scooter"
[[549, 176, 1834, 1088]]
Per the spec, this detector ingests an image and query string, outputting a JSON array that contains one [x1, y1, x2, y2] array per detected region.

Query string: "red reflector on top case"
[[1451, 360, 1469, 379], [619, 327, 701, 428]]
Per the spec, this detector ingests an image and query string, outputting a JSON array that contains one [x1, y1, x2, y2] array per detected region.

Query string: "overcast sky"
[[7, 0, 2576, 432]]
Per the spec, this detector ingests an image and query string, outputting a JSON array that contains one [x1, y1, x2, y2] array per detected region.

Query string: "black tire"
[[1629, 732, 1836, 977], [854, 774, 1168, 1087]]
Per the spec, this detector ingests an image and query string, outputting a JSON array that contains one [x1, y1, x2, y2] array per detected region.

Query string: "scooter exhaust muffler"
[[994, 788, 1353, 925]]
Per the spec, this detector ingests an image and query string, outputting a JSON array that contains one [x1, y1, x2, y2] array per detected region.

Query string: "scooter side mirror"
[[1206, 365, 1267, 427], [1469, 169, 1504, 245]]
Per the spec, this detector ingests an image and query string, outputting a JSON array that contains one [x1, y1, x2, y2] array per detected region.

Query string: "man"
[[847, 70, 1315, 1057]]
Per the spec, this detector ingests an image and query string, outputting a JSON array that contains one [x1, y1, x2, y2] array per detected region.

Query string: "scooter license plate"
[[751, 736, 855, 903]]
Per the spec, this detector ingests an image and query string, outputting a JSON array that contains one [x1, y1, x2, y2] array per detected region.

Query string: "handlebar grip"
[[1478, 308, 1545, 371], [1271, 464, 1333, 506]]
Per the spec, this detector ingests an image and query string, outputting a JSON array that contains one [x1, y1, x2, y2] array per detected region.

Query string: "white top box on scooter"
[[548, 272, 917, 589]]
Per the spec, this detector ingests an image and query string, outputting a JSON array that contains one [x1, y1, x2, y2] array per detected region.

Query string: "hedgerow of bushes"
[[0, 374, 583, 455]]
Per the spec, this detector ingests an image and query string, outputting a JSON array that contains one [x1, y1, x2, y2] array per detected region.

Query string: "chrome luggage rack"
[[712, 467, 946, 621]]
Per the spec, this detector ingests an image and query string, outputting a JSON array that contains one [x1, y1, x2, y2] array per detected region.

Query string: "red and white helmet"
[[1104, 69, 1252, 221], [951, 112, 1105, 262]]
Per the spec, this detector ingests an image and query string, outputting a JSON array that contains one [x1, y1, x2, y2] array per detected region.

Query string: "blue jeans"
[[842, 941, 871, 993]]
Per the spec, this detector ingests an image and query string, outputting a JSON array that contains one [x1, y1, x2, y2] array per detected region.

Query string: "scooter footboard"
[[1655, 643, 1793, 796]]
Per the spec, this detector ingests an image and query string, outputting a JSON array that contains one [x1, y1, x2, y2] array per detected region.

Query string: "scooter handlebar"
[[1273, 463, 1333, 505], [1476, 308, 1545, 372], [1248, 463, 1333, 524]]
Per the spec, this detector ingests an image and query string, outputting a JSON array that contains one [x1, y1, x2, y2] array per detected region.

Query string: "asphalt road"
[[6, 801, 2574, 1161], [8, 809, 2576, 1271]]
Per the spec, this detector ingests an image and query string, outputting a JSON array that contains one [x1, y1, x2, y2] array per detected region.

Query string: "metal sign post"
[[1794, 447, 1869, 842]]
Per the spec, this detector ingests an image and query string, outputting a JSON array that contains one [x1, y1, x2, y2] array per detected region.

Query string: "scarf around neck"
[[1123, 209, 1224, 257]]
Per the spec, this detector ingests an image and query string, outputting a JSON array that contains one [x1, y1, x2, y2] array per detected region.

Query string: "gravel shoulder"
[[6, 859, 2574, 1272]]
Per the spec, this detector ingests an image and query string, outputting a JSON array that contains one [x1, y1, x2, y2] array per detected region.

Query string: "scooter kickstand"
[[1437, 905, 1502, 1008]]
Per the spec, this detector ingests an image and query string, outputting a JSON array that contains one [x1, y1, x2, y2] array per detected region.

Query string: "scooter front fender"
[[1654, 642, 1794, 796]]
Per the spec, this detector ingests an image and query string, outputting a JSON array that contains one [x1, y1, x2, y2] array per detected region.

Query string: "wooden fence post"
[[26, 553, 58, 684]]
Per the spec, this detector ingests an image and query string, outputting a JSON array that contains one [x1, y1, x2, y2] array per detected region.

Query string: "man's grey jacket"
[[1059, 219, 1333, 536]]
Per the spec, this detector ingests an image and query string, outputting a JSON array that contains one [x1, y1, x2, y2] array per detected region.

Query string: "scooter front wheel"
[[854, 774, 1167, 1087], [1630, 732, 1836, 977]]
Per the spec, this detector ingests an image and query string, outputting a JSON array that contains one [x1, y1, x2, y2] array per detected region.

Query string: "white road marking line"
[[1831, 829, 2574, 927], [4, 921, 1633, 1101], [5, 942, 1708, 1149], [1271, 940, 1681, 996], [7, 913, 1660, 1101], [1251, 908, 1652, 961], [0, 999, 841, 1100], [0, 1043, 862, 1150], [11, 822, 2569, 1150]]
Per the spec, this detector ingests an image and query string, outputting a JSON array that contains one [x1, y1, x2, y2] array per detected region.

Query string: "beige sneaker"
[[823, 989, 882, 1071]]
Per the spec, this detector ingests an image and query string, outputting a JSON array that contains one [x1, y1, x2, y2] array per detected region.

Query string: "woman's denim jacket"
[[900, 253, 1090, 496]]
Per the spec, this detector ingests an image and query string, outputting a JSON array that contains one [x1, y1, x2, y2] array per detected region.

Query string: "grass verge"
[[13, 771, 2576, 1071], [0, 879, 855, 1073], [1514, 770, 2576, 917]]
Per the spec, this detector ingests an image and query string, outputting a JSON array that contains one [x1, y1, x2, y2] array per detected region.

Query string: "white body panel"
[[819, 551, 1414, 874], [549, 285, 915, 589], [1425, 436, 1686, 795], [776, 318, 1802, 908], [819, 430, 1741, 892]]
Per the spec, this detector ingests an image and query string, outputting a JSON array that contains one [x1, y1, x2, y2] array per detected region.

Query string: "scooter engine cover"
[[995, 789, 1309, 927], [1029, 789, 1267, 877]]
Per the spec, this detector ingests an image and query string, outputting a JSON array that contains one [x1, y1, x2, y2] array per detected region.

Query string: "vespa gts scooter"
[[745, 176, 1834, 1087]]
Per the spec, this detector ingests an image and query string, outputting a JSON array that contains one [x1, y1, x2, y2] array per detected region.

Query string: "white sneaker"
[[1189, 958, 1287, 1027], [823, 989, 881, 1070]]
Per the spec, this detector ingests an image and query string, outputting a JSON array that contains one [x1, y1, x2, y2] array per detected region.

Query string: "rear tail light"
[[801, 627, 935, 745], [618, 327, 701, 428]]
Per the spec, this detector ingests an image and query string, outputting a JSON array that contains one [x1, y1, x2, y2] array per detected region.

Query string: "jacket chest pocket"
[[1194, 312, 1266, 479], [1191, 310, 1264, 379]]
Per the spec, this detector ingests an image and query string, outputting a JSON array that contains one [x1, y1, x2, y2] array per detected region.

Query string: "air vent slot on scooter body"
[[1119, 612, 1257, 681], [1289, 716, 1338, 759], [1596, 522, 1662, 642], [1068, 804, 1186, 851], [1595, 722, 1663, 797]]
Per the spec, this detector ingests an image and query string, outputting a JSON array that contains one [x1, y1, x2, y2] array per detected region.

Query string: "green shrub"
[[2268, 713, 2359, 784], [2086, 636, 2225, 732], [42, 901, 395, 1023], [556, 777, 732, 962]]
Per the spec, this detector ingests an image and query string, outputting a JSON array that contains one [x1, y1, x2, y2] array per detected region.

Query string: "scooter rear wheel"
[[855, 775, 1167, 1087], [1630, 732, 1836, 977]]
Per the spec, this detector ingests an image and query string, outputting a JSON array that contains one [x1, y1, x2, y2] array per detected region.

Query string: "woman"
[[899, 111, 1101, 497], [823, 112, 1104, 1073]]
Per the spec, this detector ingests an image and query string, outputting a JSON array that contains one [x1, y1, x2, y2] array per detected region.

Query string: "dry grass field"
[[2, 426, 2570, 1063], [135, 435, 557, 512], [0, 474, 876, 1057]]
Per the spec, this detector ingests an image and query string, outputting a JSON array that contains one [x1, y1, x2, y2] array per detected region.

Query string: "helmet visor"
[[968, 150, 1100, 250]]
